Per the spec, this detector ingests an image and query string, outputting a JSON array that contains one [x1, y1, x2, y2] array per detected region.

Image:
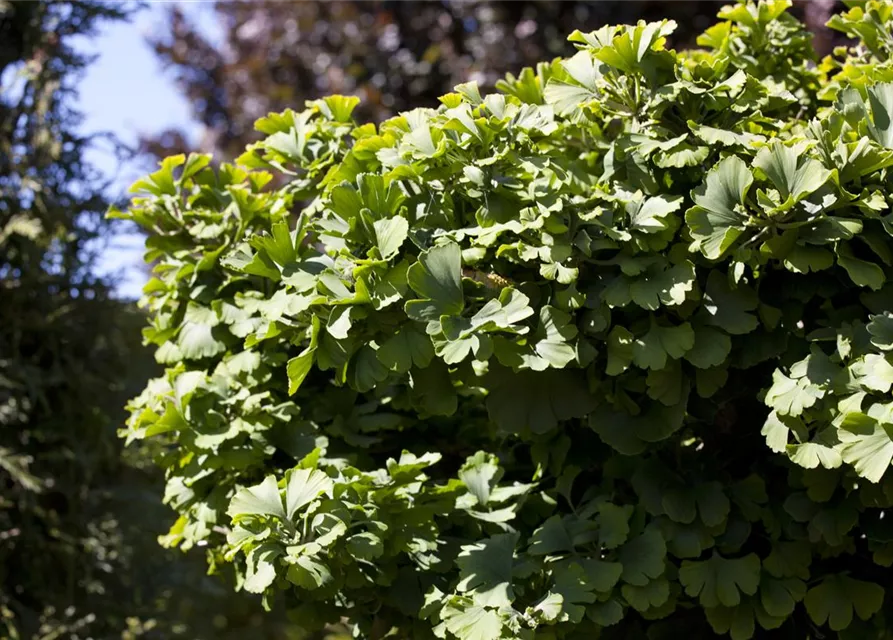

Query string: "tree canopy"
[[121, 1, 893, 639], [143, 1, 842, 162]]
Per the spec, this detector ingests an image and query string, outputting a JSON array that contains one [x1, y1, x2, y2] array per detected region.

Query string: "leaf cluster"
[[119, 2, 893, 638]]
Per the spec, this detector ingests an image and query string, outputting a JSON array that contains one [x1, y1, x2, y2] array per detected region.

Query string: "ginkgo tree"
[[115, 1, 893, 638]]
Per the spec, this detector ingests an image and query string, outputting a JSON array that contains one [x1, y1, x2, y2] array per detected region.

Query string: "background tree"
[[149, 0, 832, 161], [0, 2, 305, 637], [0, 3, 140, 632]]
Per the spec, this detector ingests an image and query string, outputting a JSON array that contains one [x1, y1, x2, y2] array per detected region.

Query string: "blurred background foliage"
[[0, 0, 841, 638]]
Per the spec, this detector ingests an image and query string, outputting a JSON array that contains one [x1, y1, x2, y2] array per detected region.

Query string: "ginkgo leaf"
[[562, 50, 601, 88], [287, 555, 333, 590], [244, 543, 283, 593], [760, 576, 805, 618], [346, 532, 384, 560], [533, 306, 578, 368], [351, 346, 389, 392], [405, 242, 465, 325], [783, 244, 834, 274], [702, 603, 757, 640], [318, 94, 361, 121], [619, 530, 666, 586], [632, 321, 695, 370], [657, 261, 697, 306], [866, 82, 893, 149], [696, 482, 731, 527], [586, 599, 625, 627], [143, 400, 188, 438], [442, 288, 533, 342], [764, 370, 822, 416], [544, 51, 601, 114], [544, 81, 596, 115], [679, 552, 761, 608], [753, 142, 831, 202], [130, 154, 183, 196], [655, 142, 709, 168], [804, 574, 884, 631], [646, 361, 687, 405], [596, 504, 633, 550], [763, 541, 810, 580], [686, 156, 753, 259], [591, 401, 686, 455], [285, 467, 333, 518], [689, 121, 764, 147], [456, 533, 518, 607], [251, 220, 298, 267], [287, 348, 315, 395], [486, 368, 597, 434], [529, 516, 580, 556], [614, 262, 695, 311], [838, 415, 893, 483], [287, 316, 320, 395], [868, 312, 893, 351], [852, 354, 893, 392], [702, 599, 786, 640], [409, 361, 457, 416], [606, 326, 635, 375], [837, 243, 885, 290], [459, 452, 501, 507], [542, 563, 603, 623], [442, 605, 504, 640], [662, 520, 714, 559], [622, 577, 670, 612], [701, 272, 759, 335], [628, 195, 683, 232], [529, 592, 564, 623], [373, 216, 409, 260], [554, 558, 623, 600], [178, 321, 225, 359], [685, 325, 732, 368], [228, 476, 285, 520], [594, 20, 676, 74], [787, 442, 842, 471], [376, 325, 434, 372]]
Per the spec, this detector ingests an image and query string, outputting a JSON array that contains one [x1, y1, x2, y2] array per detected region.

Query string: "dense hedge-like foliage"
[[119, 2, 893, 638]]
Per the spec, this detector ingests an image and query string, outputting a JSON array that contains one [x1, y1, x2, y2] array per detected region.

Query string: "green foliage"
[[142, 1, 782, 162], [120, 2, 893, 638]]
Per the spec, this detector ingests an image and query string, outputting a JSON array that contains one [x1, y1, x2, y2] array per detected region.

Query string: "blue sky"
[[79, 3, 218, 298]]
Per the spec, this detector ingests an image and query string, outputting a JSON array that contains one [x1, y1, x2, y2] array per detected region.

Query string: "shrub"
[[117, 1, 893, 638]]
